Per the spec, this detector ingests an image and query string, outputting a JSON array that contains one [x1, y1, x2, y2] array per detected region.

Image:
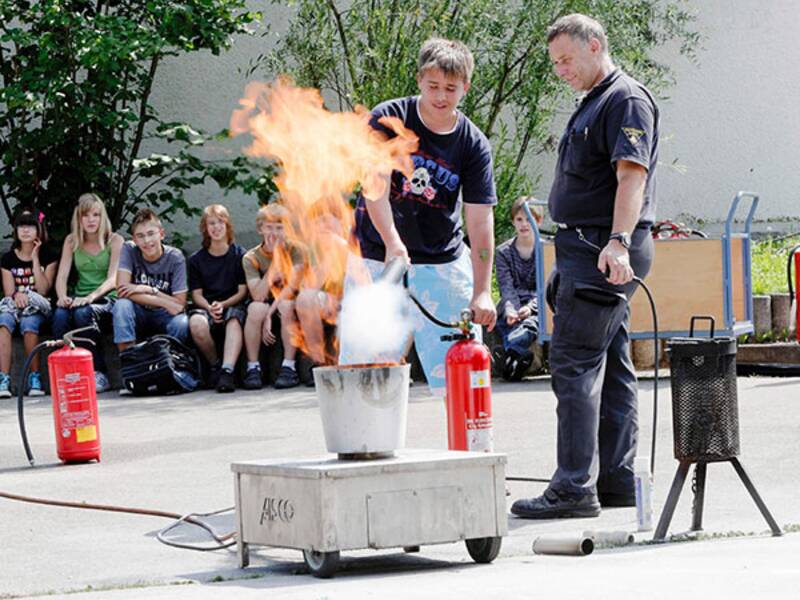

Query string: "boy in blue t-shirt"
[[112, 208, 189, 351], [494, 197, 543, 381], [341, 37, 497, 397]]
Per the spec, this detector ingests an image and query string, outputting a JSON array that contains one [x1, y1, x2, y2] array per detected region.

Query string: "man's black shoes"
[[599, 492, 636, 508], [511, 488, 601, 519]]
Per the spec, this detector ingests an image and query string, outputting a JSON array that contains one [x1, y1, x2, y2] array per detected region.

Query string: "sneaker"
[[510, 353, 533, 382], [27, 372, 45, 397], [216, 369, 235, 393], [274, 366, 300, 389], [94, 372, 111, 394], [207, 364, 222, 389], [119, 387, 132, 396], [242, 366, 263, 390], [510, 488, 601, 519], [502, 352, 518, 381], [0, 372, 11, 399], [305, 366, 318, 387], [599, 492, 637, 508]]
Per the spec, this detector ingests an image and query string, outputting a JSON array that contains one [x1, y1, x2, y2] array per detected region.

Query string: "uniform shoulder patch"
[[622, 127, 645, 145]]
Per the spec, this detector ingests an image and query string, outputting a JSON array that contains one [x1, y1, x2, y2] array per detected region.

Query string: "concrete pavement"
[[1, 375, 798, 599]]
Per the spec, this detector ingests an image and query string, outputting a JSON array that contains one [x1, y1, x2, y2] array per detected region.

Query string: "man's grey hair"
[[547, 13, 608, 53]]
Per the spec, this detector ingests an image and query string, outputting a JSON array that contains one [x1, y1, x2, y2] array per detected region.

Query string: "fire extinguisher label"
[[467, 426, 493, 452], [76, 425, 97, 443], [470, 370, 490, 388], [466, 411, 493, 452]]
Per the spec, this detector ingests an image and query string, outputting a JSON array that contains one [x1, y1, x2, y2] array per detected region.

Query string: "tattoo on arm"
[[478, 248, 490, 262]]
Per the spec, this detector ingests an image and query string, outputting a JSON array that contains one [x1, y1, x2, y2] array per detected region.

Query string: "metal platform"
[[232, 449, 507, 576]]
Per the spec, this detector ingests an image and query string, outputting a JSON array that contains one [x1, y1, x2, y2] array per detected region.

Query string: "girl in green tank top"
[[53, 194, 124, 392]]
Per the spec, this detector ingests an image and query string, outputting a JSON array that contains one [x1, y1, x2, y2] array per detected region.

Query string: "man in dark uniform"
[[511, 13, 659, 518]]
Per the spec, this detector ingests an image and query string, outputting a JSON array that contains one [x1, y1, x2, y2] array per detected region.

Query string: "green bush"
[[751, 236, 800, 296], [0, 0, 275, 239]]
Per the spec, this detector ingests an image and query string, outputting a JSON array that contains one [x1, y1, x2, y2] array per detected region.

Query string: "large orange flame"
[[230, 78, 418, 364]]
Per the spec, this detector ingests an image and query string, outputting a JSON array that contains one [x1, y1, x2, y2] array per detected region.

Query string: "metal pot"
[[313, 364, 410, 458]]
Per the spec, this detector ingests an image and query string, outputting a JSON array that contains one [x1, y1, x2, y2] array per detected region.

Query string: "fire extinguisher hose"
[[17, 340, 59, 466], [0, 490, 236, 551]]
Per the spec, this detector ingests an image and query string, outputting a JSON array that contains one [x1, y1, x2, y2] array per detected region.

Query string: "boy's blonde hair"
[[70, 193, 113, 252], [199, 204, 234, 248], [511, 196, 544, 221], [255, 203, 288, 229], [418, 38, 474, 83]]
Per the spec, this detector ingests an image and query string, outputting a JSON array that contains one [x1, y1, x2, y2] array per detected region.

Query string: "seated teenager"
[[53, 193, 124, 393], [242, 204, 304, 390], [187, 204, 247, 393], [0, 209, 58, 397], [112, 209, 189, 364], [494, 196, 542, 381]]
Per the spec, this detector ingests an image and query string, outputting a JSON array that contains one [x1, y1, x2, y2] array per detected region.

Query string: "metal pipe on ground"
[[532, 534, 594, 556]]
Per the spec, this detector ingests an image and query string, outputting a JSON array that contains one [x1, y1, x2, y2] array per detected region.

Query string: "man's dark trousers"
[[547, 226, 653, 499]]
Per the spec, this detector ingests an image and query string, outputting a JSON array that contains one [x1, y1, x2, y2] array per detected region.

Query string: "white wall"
[[147, 0, 799, 245], [648, 0, 799, 223]]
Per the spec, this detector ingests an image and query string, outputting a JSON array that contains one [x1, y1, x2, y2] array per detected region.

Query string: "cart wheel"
[[465, 537, 502, 563], [302, 549, 340, 578]]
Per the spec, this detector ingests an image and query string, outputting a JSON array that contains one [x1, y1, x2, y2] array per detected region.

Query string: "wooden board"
[[540, 237, 747, 335]]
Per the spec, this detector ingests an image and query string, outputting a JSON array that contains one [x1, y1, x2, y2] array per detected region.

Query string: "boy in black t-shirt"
[[187, 205, 247, 392], [341, 38, 497, 397]]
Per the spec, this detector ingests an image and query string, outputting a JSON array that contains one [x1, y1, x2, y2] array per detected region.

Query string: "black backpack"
[[120, 335, 201, 395]]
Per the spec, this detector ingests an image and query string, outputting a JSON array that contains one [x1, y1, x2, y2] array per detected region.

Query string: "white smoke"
[[338, 281, 414, 365]]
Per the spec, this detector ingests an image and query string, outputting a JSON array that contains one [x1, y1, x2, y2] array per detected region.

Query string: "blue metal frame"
[[522, 192, 759, 343], [522, 201, 551, 343], [723, 191, 759, 337]]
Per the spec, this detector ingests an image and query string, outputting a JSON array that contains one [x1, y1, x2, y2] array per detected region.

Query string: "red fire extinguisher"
[[17, 326, 101, 465], [443, 311, 493, 453], [790, 245, 800, 342], [48, 345, 101, 463]]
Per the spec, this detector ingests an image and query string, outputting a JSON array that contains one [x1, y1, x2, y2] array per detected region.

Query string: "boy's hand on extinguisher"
[[470, 290, 497, 331]]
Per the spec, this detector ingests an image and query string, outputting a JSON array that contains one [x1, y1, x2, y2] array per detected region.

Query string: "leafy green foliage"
[[259, 0, 700, 242], [0, 0, 274, 238], [751, 235, 800, 295]]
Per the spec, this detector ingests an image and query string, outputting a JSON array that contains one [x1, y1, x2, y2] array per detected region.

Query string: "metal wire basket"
[[667, 316, 740, 462]]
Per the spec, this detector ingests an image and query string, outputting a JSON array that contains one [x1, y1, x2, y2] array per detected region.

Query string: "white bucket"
[[313, 364, 410, 456]]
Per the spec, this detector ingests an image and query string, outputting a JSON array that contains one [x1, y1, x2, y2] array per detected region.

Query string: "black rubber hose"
[[787, 245, 800, 300], [17, 341, 52, 466], [407, 291, 460, 329], [633, 276, 659, 477]]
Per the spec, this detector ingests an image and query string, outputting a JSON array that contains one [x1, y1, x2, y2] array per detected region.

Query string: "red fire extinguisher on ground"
[[790, 245, 800, 342], [18, 326, 101, 465], [443, 310, 493, 453]]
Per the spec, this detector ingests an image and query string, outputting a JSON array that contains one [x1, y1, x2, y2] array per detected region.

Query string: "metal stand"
[[653, 457, 782, 541]]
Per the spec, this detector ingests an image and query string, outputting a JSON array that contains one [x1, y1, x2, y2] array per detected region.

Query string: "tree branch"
[[0, 184, 13, 223], [325, 0, 358, 92], [116, 53, 160, 224]]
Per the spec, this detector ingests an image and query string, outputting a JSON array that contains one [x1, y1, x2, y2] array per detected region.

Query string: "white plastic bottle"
[[634, 456, 654, 532]]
